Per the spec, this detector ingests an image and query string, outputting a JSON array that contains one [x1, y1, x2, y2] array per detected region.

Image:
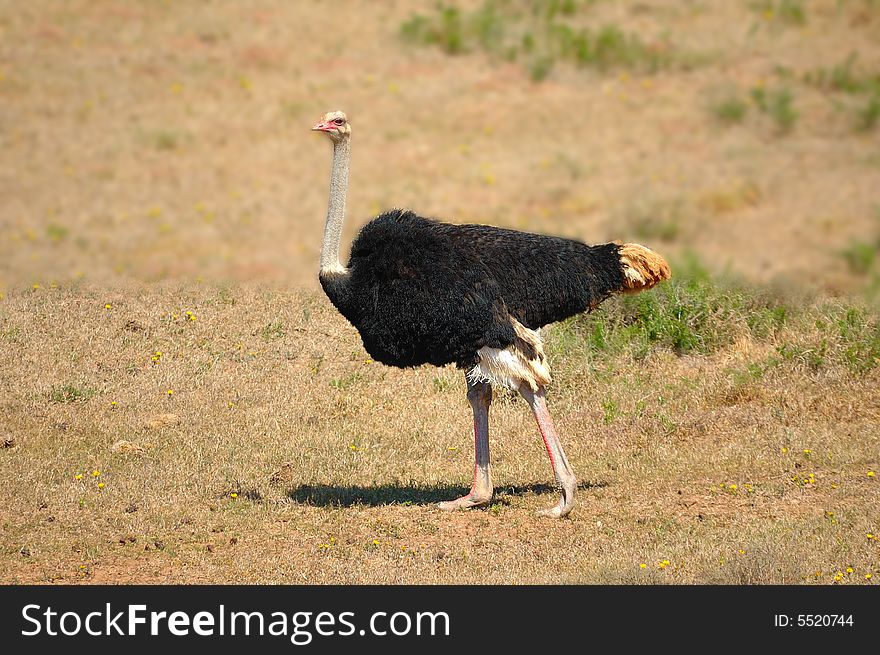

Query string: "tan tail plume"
[[618, 243, 671, 293]]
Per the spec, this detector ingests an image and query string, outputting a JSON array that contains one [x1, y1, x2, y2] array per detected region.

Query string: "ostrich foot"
[[537, 476, 576, 519], [438, 490, 493, 511]]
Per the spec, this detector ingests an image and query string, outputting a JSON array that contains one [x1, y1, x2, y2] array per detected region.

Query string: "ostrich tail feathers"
[[617, 243, 671, 294]]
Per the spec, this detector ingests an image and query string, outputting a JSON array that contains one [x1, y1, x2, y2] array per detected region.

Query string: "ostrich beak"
[[311, 121, 334, 132]]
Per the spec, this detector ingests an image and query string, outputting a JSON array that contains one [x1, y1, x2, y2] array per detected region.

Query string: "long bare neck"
[[320, 137, 351, 275]]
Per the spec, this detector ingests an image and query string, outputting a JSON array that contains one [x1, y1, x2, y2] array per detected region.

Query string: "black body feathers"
[[319, 209, 627, 370]]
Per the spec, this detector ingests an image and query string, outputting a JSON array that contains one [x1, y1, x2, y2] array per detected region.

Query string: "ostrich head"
[[312, 110, 350, 143]]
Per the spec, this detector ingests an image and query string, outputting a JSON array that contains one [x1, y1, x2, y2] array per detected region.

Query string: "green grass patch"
[[831, 307, 880, 372], [330, 372, 363, 390], [856, 92, 880, 132], [49, 383, 96, 404], [401, 1, 686, 80], [620, 197, 685, 243], [751, 0, 807, 26], [548, 255, 880, 373], [750, 85, 798, 133], [401, 6, 466, 55], [842, 240, 877, 275], [802, 53, 880, 131], [776, 340, 827, 371], [549, 256, 791, 358], [432, 375, 455, 393], [709, 94, 749, 125], [260, 321, 285, 340], [803, 53, 880, 96], [45, 223, 69, 243]]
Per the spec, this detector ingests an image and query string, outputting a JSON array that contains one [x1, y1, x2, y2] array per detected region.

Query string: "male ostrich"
[[312, 110, 670, 518]]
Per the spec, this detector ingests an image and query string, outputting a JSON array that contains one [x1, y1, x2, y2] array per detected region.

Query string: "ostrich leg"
[[438, 378, 494, 510], [518, 385, 577, 518]]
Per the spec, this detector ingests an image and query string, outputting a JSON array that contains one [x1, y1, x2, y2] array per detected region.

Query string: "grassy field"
[[0, 272, 878, 583], [1, 0, 879, 583]]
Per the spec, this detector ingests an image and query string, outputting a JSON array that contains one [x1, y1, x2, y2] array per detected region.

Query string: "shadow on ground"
[[287, 481, 605, 507]]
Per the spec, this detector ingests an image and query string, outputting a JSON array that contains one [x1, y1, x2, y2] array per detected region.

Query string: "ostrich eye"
[[333, 118, 345, 126]]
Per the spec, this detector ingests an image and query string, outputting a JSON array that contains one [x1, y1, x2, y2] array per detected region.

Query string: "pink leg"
[[439, 379, 494, 511], [518, 384, 577, 518]]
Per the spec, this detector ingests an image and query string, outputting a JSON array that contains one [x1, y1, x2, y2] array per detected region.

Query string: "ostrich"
[[312, 110, 670, 518]]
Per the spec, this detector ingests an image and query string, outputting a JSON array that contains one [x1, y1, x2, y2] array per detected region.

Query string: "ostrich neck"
[[320, 137, 351, 275]]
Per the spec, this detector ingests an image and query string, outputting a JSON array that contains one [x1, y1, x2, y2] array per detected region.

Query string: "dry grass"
[[1, 0, 879, 584], [0, 281, 877, 584], [3, 0, 880, 294]]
